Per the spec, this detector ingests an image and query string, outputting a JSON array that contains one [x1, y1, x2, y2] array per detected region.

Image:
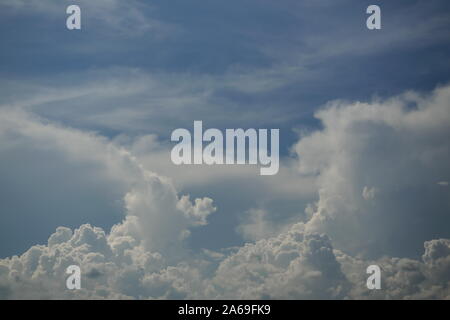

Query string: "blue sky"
[[0, 0, 449, 299]]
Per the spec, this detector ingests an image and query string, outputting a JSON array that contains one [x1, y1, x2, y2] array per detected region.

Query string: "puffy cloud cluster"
[[297, 85, 450, 258], [210, 224, 349, 299], [0, 108, 216, 298], [122, 172, 216, 257], [0, 221, 350, 299], [337, 238, 450, 299], [0, 210, 216, 299], [1, 84, 450, 299], [0, 223, 169, 299], [2, 221, 450, 299], [0, 109, 215, 254]]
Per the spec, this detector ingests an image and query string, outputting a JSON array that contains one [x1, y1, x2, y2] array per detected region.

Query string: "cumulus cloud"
[[337, 238, 450, 299], [210, 224, 350, 299], [0, 108, 215, 257], [297, 85, 450, 258], [2, 221, 450, 299], [0, 221, 349, 299], [1, 84, 450, 299]]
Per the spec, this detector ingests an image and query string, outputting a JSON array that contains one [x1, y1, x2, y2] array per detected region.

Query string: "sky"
[[0, 0, 449, 299]]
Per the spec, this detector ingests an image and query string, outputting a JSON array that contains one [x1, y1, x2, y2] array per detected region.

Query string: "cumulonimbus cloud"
[[297, 85, 450, 258]]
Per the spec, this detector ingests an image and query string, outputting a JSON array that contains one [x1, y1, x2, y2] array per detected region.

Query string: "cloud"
[[338, 238, 450, 299], [236, 208, 300, 242], [0, 0, 167, 37], [296, 84, 450, 258], [1, 84, 450, 299], [2, 221, 450, 299], [0, 221, 349, 299], [0, 108, 215, 257], [123, 173, 216, 256], [210, 224, 350, 299], [0, 67, 296, 135]]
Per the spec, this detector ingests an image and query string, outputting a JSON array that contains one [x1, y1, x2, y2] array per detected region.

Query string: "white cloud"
[[296, 85, 450, 258], [0, 108, 215, 257], [3, 220, 450, 299], [210, 224, 350, 299], [1, 84, 450, 299], [338, 238, 450, 299]]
